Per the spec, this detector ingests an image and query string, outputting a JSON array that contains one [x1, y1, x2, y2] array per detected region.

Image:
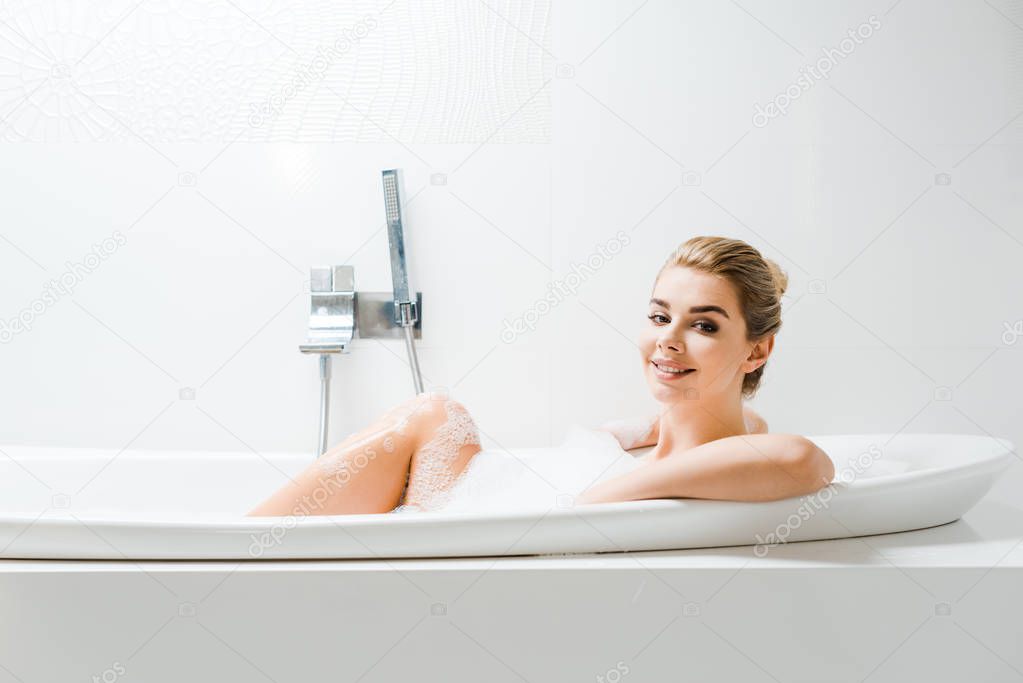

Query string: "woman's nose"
[[658, 330, 683, 353]]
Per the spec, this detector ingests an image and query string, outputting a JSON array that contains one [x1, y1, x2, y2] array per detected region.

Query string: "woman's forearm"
[[577, 433, 834, 504]]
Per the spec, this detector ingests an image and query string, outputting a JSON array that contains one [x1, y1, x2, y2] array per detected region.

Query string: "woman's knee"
[[401, 397, 481, 509], [407, 392, 466, 422], [424, 397, 480, 450], [383, 393, 478, 451]]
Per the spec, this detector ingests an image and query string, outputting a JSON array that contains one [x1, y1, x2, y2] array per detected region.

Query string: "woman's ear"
[[746, 335, 774, 372]]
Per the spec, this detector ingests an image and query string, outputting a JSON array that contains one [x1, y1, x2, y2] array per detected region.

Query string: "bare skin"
[[599, 404, 769, 454], [247, 266, 834, 516], [246, 393, 482, 516], [577, 266, 834, 504]]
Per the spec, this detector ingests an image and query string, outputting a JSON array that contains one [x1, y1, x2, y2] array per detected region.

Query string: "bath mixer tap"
[[300, 265, 355, 354], [297, 171, 426, 457], [300, 265, 355, 456]]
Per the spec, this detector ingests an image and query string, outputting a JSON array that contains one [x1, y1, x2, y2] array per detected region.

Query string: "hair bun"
[[766, 258, 788, 298]]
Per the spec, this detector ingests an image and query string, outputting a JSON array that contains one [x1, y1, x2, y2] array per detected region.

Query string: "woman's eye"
[[648, 314, 715, 332]]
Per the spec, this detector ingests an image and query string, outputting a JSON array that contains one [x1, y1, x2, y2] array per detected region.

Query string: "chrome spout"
[[300, 265, 354, 456], [300, 265, 355, 354]]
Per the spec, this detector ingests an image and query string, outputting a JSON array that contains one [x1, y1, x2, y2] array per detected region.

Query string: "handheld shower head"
[[381, 169, 416, 326], [381, 168, 424, 394]]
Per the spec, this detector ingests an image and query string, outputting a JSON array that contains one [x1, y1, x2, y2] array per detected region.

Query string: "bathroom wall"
[[2, 0, 1021, 492]]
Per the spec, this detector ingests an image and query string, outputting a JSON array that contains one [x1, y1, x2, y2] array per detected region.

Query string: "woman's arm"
[[577, 433, 834, 504]]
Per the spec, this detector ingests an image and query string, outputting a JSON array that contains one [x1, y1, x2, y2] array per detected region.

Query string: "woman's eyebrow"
[[648, 298, 730, 319]]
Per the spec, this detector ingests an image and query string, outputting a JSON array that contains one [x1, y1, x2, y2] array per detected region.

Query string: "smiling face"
[[641, 266, 770, 405]]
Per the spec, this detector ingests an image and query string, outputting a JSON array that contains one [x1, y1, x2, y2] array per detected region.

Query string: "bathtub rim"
[[0, 435, 1013, 530]]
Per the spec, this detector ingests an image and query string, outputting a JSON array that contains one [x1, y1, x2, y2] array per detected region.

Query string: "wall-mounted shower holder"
[[298, 265, 422, 355], [352, 291, 423, 341]]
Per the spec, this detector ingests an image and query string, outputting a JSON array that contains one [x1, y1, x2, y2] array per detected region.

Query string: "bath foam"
[[392, 424, 645, 515], [398, 399, 482, 512], [600, 415, 658, 450]]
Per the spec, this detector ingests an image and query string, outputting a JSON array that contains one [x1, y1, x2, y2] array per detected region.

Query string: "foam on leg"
[[397, 399, 482, 512]]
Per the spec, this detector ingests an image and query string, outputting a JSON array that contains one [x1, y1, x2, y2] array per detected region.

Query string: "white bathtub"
[[0, 433, 1013, 560]]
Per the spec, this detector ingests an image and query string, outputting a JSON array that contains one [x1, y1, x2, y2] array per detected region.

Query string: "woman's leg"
[[245, 393, 480, 516], [399, 398, 482, 511], [245, 393, 435, 516]]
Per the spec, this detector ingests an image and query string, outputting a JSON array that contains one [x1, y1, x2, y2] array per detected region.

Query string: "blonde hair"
[[655, 236, 788, 398]]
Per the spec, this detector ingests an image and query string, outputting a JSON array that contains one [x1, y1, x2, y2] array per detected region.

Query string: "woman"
[[246, 236, 834, 517]]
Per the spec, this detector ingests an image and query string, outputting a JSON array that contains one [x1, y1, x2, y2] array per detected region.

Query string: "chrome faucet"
[[298, 170, 425, 458], [300, 265, 355, 354], [300, 265, 355, 456]]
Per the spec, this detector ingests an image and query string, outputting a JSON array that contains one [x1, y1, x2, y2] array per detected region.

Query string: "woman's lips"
[[650, 361, 696, 381]]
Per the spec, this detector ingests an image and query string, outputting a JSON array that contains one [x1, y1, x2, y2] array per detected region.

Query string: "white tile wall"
[[0, 0, 1019, 482], [2, 2, 1022, 680]]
